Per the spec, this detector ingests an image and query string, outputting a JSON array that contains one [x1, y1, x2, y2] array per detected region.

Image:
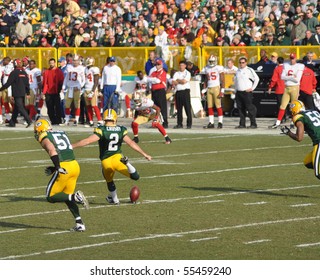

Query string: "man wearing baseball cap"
[[100, 56, 122, 112], [271, 53, 305, 128]]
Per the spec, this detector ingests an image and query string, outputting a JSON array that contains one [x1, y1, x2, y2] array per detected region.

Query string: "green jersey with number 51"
[[37, 130, 75, 161], [94, 125, 127, 160], [294, 110, 320, 145]]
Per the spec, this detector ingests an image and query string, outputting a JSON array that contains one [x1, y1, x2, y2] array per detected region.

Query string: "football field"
[[1, 118, 320, 261]]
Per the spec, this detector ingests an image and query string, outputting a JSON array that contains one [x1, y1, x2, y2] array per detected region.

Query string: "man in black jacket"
[[0, 59, 32, 128]]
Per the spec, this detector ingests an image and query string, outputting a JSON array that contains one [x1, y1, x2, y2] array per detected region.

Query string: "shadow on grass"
[[2, 196, 45, 203], [179, 186, 311, 198], [0, 221, 61, 230]]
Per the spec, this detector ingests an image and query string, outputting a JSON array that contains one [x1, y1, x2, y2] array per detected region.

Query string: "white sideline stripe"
[[0, 136, 34, 141], [0, 162, 303, 193], [243, 201, 268, 206], [0, 193, 16, 197], [0, 149, 41, 155], [244, 239, 271, 245], [0, 229, 26, 234], [90, 232, 120, 238], [200, 200, 224, 204], [190, 237, 219, 242], [290, 203, 316, 207], [2, 215, 320, 260], [296, 242, 320, 248], [0, 144, 308, 171], [0, 183, 319, 221], [45, 231, 70, 235]]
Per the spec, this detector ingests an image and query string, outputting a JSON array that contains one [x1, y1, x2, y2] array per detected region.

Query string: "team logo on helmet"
[[290, 100, 305, 116]]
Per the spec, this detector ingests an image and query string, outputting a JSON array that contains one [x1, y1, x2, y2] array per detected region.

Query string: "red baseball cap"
[[156, 59, 163, 65], [289, 53, 296, 59]]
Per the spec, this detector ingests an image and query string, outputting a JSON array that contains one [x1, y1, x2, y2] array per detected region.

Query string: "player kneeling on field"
[[131, 90, 172, 144], [281, 100, 320, 180], [72, 109, 152, 205], [34, 118, 89, 232]]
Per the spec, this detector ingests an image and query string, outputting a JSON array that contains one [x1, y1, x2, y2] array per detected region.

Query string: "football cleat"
[[73, 120, 78, 126], [133, 136, 139, 143], [120, 156, 128, 165], [106, 195, 120, 205], [269, 123, 279, 129], [74, 191, 89, 209], [218, 122, 223, 129], [203, 123, 214, 129], [70, 223, 86, 232], [165, 136, 172, 144]]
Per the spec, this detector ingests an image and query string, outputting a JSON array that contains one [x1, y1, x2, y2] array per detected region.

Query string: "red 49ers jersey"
[[84, 66, 100, 91], [201, 65, 224, 88]]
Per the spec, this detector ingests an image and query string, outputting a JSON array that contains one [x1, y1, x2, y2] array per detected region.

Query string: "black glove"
[[280, 126, 291, 135], [44, 166, 56, 176], [114, 91, 119, 95]]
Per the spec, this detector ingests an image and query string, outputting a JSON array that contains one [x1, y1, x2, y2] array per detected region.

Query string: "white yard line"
[[289, 203, 316, 207], [2, 215, 320, 260], [0, 229, 26, 234], [90, 232, 121, 238], [0, 183, 319, 221], [190, 237, 219, 242], [296, 242, 320, 248], [243, 202, 268, 206], [200, 200, 224, 204], [243, 239, 271, 245]]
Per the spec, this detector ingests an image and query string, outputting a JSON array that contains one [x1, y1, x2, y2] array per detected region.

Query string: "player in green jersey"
[[281, 100, 320, 180], [72, 109, 152, 204], [34, 118, 89, 232]]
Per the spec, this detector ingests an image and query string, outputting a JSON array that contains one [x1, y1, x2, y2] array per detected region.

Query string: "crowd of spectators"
[[0, 0, 320, 50]]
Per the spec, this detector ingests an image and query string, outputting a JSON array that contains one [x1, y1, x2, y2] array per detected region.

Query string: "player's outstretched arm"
[[72, 134, 100, 149], [123, 135, 152, 161]]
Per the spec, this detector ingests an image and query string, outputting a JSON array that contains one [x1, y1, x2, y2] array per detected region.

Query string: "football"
[[130, 186, 140, 203]]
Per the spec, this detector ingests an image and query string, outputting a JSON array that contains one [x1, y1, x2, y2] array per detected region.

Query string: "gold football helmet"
[[208, 55, 217, 67], [132, 90, 143, 106], [290, 100, 305, 116], [103, 109, 117, 122], [34, 118, 52, 134], [85, 56, 95, 67]]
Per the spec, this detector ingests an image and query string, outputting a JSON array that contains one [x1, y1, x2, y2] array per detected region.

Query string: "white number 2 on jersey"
[[108, 133, 119, 151]]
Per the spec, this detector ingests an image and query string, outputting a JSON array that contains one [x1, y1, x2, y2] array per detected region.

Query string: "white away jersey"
[[2, 62, 14, 83], [201, 65, 224, 88], [132, 97, 155, 117], [84, 66, 100, 91], [134, 76, 148, 91], [26, 67, 41, 89], [281, 63, 305, 86], [63, 65, 85, 89]]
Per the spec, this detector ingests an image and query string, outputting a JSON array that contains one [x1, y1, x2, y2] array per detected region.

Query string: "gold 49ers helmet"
[[34, 118, 52, 134], [132, 90, 143, 106], [290, 100, 305, 116], [103, 109, 117, 122]]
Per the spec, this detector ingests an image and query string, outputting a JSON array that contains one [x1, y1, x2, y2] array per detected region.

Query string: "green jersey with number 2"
[[37, 130, 75, 162], [94, 125, 128, 160], [294, 110, 320, 145]]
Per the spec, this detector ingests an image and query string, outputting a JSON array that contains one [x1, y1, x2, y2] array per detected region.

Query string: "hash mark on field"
[[296, 242, 320, 248], [190, 237, 219, 242], [290, 203, 316, 207], [243, 201, 268, 206], [0, 229, 26, 234], [90, 232, 120, 238], [2, 215, 320, 260], [44, 231, 70, 235], [200, 200, 224, 204], [0, 193, 17, 197], [243, 239, 271, 245]]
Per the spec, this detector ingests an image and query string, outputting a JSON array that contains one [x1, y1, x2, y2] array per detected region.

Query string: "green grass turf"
[[0, 130, 320, 260]]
